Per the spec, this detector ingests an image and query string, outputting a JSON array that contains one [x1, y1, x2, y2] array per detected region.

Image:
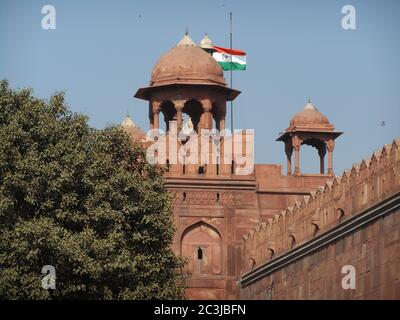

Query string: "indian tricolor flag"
[[212, 45, 246, 71]]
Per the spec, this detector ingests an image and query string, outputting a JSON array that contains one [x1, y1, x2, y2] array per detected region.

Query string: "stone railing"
[[241, 138, 400, 274]]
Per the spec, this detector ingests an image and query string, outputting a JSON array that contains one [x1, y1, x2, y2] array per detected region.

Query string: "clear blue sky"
[[1, 0, 399, 175]]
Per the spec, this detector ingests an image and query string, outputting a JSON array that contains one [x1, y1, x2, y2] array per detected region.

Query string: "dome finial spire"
[[177, 31, 196, 47], [185, 26, 189, 35], [304, 98, 316, 110]]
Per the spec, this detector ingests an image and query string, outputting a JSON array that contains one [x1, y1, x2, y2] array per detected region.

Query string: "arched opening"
[[181, 221, 222, 276], [212, 102, 220, 131], [183, 99, 202, 133], [160, 100, 176, 132], [300, 138, 326, 174]]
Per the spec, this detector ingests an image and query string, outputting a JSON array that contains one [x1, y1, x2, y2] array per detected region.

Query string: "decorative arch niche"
[[181, 221, 222, 276]]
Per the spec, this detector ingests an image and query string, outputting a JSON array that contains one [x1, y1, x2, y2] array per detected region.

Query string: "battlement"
[[241, 138, 400, 274]]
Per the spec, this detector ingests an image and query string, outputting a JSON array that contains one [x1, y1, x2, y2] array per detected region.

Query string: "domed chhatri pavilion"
[[125, 34, 400, 300], [277, 99, 342, 176]]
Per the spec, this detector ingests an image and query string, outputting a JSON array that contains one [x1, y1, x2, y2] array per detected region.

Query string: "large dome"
[[150, 34, 226, 87], [290, 101, 331, 128]]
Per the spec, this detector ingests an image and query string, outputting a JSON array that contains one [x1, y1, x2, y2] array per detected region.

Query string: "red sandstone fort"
[[121, 33, 400, 300]]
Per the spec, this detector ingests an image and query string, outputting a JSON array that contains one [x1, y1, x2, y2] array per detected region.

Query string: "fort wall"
[[240, 139, 400, 299]]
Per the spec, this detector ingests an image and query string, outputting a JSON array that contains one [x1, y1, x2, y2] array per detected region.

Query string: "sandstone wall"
[[240, 139, 400, 299]]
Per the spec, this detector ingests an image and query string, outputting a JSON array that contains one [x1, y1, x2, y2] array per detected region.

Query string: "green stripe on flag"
[[218, 62, 246, 71]]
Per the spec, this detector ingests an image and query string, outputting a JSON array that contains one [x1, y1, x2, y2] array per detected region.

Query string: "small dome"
[[200, 33, 213, 49], [121, 115, 145, 142], [290, 100, 331, 128], [121, 115, 137, 128], [150, 33, 226, 87]]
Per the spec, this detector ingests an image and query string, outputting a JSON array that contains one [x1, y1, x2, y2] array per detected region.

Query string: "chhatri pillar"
[[292, 135, 302, 175], [326, 139, 335, 175], [151, 101, 161, 130]]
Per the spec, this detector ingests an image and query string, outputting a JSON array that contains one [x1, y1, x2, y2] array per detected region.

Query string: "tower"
[[134, 33, 240, 176], [131, 34, 343, 300], [134, 33, 255, 300], [277, 99, 342, 176]]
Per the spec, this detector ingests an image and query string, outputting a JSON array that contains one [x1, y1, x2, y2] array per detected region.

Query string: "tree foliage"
[[0, 80, 186, 299]]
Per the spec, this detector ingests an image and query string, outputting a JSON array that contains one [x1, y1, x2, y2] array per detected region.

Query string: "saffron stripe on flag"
[[213, 45, 246, 56]]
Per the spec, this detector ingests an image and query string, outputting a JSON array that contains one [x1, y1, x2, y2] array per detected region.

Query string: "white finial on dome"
[[200, 33, 214, 49], [177, 31, 196, 47], [304, 98, 317, 111], [121, 115, 137, 128]]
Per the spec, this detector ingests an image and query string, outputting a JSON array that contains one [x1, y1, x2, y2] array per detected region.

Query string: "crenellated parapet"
[[241, 138, 400, 274]]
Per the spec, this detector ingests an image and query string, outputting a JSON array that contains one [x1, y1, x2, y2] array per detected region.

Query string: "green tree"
[[0, 80, 186, 299]]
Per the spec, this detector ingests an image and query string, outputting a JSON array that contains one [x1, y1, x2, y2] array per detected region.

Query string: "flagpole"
[[229, 12, 234, 174], [229, 12, 233, 132]]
